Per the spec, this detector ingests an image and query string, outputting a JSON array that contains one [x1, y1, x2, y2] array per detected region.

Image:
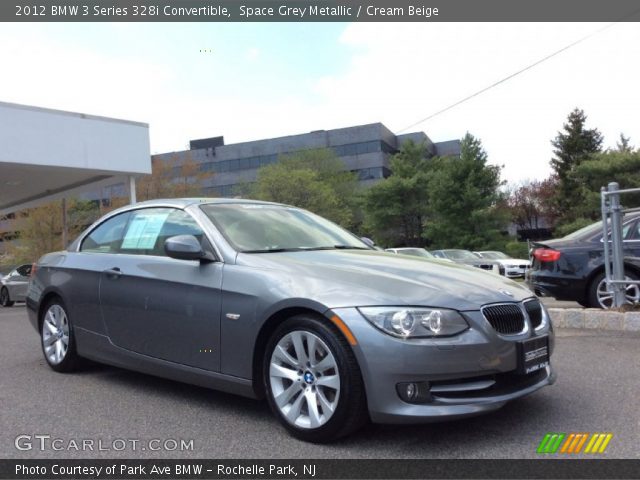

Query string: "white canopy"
[[0, 101, 151, 216]]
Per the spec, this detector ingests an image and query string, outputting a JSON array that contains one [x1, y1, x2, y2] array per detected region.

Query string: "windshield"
[[200, 203, 370, 253], [478, 251, 509, 260], [444, 250, 479, 261], [397, 248, 435, 258]]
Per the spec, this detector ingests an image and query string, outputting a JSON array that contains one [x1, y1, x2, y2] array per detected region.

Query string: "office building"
[[153, 122, 461, 197]]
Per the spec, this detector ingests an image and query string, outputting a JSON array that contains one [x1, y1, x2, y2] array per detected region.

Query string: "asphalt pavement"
[[1, 306, 638, 459]]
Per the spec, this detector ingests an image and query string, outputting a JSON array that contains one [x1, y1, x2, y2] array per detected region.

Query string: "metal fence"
[[600, 182, 640, 308]]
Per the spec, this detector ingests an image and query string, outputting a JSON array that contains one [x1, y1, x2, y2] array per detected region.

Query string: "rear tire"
[[587, 270, 640, 309], [40, 296, 83, 372], [0, 287, 14, 307], [263, 314, 368, 442]]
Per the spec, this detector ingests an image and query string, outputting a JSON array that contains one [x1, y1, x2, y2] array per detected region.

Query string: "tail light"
[[30, 263, 37, 278], [533, 248, 561, 262]]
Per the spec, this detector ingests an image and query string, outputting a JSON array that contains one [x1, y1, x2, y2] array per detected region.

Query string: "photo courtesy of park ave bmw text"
[[0, 1, 639, 479]]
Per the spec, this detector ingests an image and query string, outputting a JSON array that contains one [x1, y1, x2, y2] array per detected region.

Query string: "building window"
[[352, 167, 390, 181], [205, 184, 242, 197], [196, 141, 397, 175]]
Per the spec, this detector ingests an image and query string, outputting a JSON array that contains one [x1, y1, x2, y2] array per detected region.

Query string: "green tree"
[[67, 199, 102, 231], [615, 133, 634, 153], [6, 200, 93, 263], [251, 149, 357, 227], [362, 140, 432, 246], [425, 133, 506, 249], [278, 149, 360, 215], [550, 108, 603, 221], [5, 203, 62, 263], [570, 149, 640, 218]]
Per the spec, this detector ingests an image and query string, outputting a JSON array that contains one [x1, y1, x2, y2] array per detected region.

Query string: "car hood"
[[236, 250, 534, 310]]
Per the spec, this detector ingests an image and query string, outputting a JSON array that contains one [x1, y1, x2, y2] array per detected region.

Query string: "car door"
[[8, 265, 31, 300], [98, 207, 223, 371]]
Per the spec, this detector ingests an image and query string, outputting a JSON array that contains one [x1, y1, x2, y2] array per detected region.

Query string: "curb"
[[548, 308, 640, 332]]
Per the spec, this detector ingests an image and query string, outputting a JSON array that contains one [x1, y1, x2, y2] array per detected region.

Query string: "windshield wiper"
[[303, 245, 371, 251], [241, 245, 371, 253]]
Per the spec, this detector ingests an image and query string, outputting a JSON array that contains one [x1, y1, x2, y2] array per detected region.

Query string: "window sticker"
[[121, 211, 170, 249]]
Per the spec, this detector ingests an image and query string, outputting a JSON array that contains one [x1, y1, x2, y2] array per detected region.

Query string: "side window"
[[80, 212, 132, 253], [16, 265, 31, 277], [119, 208, 206, 257], [625, 220, 639, 240], [600, 220, 636, 242]]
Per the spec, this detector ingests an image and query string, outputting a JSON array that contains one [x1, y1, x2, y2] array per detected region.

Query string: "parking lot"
[[1, 305, 638, 459]]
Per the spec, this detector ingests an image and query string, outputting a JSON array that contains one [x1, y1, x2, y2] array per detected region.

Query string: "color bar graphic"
[[537, 433, 565, 453], [584, 433, 614, 454], [537, 433, 613, 454]]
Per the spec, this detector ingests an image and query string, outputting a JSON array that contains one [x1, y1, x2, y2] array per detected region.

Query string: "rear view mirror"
[[360, 237, 375, 248], [164, 235, 206, 261]]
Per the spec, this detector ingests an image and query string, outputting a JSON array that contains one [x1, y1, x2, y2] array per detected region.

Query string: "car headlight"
[[358, 307, 469, 338]]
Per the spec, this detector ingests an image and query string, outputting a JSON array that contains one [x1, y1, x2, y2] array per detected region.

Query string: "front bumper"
[[504, 266, 529, 278], [332, 307, 555, 424]]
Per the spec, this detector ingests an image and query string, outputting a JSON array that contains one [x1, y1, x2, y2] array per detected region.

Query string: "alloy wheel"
[[42, 304, 70, 365], [269, 330, 341, 429], [596, 276, 640, 308]]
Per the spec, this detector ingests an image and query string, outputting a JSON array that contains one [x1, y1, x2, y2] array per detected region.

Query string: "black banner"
[[3, 0, 640, 22], [2, 459, 640, 479]]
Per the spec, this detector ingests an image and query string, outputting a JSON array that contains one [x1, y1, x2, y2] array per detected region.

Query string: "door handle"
[[103, 267, 122, 279]]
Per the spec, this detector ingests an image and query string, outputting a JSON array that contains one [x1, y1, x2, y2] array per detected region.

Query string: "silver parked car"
[[474, 251, 531, 279], [385, 247, 435, 258], [1, 263, 32, 306], [27, 199, 555, 442], [385, 247, 455, 262], [431, 249, 503, 274]]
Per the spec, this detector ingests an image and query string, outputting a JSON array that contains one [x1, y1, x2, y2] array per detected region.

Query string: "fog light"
[[396, 382, 431, 403]]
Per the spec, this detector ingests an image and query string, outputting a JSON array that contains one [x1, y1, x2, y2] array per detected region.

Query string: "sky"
[[1, 21, 639, 184]]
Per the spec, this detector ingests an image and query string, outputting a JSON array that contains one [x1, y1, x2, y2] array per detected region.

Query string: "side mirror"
[[360, 237, 375, 248], [164, 235, 207, 261]]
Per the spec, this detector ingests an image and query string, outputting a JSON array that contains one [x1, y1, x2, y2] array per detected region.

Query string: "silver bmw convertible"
[[27, 198, 555, 442]]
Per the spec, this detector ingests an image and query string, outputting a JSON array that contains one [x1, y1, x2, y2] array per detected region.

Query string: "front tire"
[[40, 297, 82, 372], [588, 270, 640, 309], [0, 287, 14, 307], [264, 314, 367, 442]]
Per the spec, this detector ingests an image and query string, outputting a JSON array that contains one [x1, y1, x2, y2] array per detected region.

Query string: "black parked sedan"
[[527, 214, 640, 308]]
